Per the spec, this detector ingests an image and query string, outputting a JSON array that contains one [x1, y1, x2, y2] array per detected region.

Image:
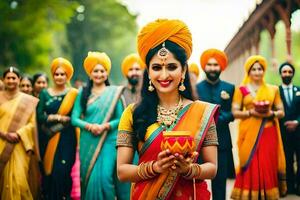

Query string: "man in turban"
[[278, 62, 300, 195], [121, 53, 145, 107], [196, 48, 235, 200]]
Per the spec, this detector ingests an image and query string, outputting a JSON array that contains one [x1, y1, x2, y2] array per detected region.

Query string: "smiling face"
[[249, 62, 264, 82], [148, 51, 185, 95], [20, 78, 33, 94], [90, 64, 108, 85], [3, 72, 20, 91], [53, 67, 67, 86]]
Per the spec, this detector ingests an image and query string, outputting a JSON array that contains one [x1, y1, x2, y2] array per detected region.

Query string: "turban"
[[200, 49, 228, 71], [83, 51, 111, 76], [121, 53, 145, 77], [242, 55, 267, 84], [137, 19, 192, 64], [51, 57, 74, 81], [188, 63, 200, 77]]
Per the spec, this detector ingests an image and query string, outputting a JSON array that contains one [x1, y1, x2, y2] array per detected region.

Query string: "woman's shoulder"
[[192, 100, 218, 109], [265, 83, 279, 91]]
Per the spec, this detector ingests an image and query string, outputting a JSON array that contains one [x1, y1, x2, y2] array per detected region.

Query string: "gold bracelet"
[[137, 161, 159, 180], [182, 163, 202, 179]]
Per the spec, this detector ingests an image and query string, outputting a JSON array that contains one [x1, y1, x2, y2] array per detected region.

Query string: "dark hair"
[[33, 73, 49, 85], [2, 66, 21, 78], [21, 75, 33, 85], [80, 78, 110, 115], [279, 62, 295, 75], [133, 40, 195, 142]]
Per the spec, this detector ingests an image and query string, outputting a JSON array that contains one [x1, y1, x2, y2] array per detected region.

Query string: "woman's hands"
[[153, 149, 175, 173], [5, 132, 20, 143], [172, 151, 198, 175], [152, 150, 198, 175], [249, 108, 275, 119], [85, 123, 110, 136]]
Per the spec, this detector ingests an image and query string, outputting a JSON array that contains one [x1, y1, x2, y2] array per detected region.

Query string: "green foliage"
[[0, 0, 78, 76], [67, 0, 138, 84]]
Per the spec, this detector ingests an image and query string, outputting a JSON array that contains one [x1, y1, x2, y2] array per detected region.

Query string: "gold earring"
[[179, 78, 186, 91], [148, 79, 155, 92]]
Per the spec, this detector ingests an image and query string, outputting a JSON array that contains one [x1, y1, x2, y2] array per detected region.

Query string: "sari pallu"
[[0, 92, 39, 200], [78, 86, 130, 199], [132, 101, 219, 200], [231, 84, 286, 199]]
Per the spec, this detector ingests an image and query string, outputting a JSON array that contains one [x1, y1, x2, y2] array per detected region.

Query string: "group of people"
[[0, 18, 299, 200]]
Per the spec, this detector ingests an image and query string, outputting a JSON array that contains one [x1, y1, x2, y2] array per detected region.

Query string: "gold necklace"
[[157, 96, 183, 127]]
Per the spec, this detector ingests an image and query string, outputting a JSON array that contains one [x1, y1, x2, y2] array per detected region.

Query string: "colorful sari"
[[231, 83, 286, 199], [37, 88, 78, 199], [0, 92, 39, 200], [71, 85, 130, 200], [118, 100, 219, 200]]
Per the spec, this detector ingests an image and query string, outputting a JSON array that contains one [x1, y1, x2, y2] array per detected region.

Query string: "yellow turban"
[[83, 51, 111, 76], [242, 55, 267, 84], [200, 49, 228, 71], [51, 57, 74, 81], [137, 19, 192, 64], [121, 53, 145, 77], [188, 63, 200, 77]]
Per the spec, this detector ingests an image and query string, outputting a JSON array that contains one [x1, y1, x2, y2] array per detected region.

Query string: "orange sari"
[[131, 101, 219, 200]]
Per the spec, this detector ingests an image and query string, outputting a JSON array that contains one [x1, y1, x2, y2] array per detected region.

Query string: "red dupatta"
[[132, 101, 219, 200]]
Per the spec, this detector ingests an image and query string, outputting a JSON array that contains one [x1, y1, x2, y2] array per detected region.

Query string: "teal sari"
[[71, 86, 130, 200]]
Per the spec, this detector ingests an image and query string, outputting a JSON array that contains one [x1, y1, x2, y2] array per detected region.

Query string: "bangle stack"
[[137, 161, 159, 180], [182, 163, 202, 179]]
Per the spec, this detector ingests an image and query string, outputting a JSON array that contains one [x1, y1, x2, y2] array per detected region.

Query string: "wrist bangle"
[[137, 161, 159, 180], [182, 163, 202, 179], [246, 110, 251, 117]]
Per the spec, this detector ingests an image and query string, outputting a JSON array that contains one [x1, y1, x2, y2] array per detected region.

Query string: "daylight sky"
[[121, 0, 259, 64]]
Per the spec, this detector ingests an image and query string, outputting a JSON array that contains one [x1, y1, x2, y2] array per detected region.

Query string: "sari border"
[[84, 86, 125, 185], [157, 102, 219, 200], [242, 119, 266, 172]]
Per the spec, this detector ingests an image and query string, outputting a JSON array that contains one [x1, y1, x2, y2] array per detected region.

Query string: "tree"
[[67, 0, 138, 84], [0, 0, 77, 74]]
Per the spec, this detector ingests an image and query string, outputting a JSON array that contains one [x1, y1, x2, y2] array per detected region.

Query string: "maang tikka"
[[157, 42, 169, 64]]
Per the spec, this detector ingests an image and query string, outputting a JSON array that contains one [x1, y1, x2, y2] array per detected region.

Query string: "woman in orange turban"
[[71, 51, 130, 199], [37, 57, 78, 199], [117, 19, 219, 200], [231, 55, 286, 199]]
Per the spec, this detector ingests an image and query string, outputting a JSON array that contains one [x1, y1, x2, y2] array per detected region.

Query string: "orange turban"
[[188, 63, 200, 77], [242, 55, 267, 84], [51, 57, 74, 81], [137, 19, 192, 64], [83, 51, 111, 76], [200, 49, 228, 71], [121, 53, 145, 77]]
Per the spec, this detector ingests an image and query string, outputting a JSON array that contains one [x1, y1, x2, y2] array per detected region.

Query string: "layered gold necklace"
[[157, 96, 183, 127]]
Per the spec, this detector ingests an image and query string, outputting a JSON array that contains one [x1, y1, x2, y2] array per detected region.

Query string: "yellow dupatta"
[[43, 88, 78, 175]]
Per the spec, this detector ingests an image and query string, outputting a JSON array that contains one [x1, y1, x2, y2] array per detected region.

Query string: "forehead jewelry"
[[157, 42, 169, 64], [9, 66, 13, 72]]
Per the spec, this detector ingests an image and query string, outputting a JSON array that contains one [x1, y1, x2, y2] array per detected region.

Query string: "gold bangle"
[[182, 163, 202, 179], [137, 161, 158, 180]]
